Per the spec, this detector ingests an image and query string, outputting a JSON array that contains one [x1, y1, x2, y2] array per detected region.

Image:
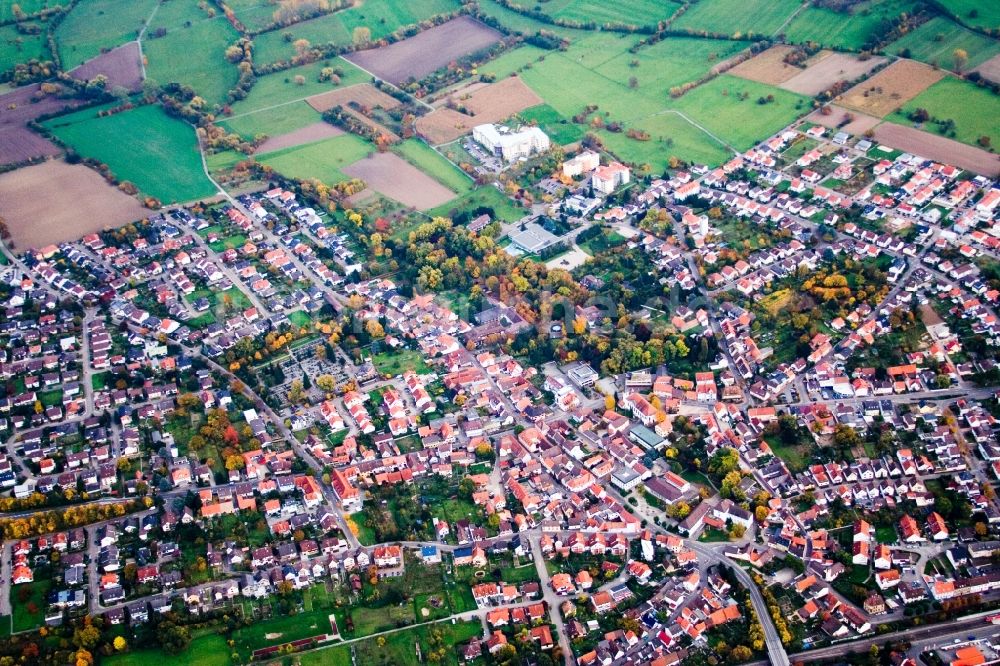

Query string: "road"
[[530, 534, 575, 665]]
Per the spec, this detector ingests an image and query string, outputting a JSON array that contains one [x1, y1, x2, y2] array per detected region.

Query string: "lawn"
[[55, 0, 158, 69], [394, 139, 474, 195], [43, 104, 217, 203], [105, 633, 230, 666], [252, 0, 462, 65], [142, 14, 241, 106], [10, 578, 50, 632], [939, 0, 1000, 31], [671, 75, 811, 152], [889, 76, 1000, 148], [301, 619, 482, 666], [698, 527, 731, 542], [532, 0, 679, 28], [372, 348, 432, 376], [887, 16, 1000, 71], [875, 525, 897, 544], [225, 57, 370, 117], [764, 435, 811, 474], [257, 133, 374, 185], [673, 0, 801, 37], [0, 22, 47, 74], [518, 103, 584, 146], [428, 185, 526, 223], [347, 511, 377, 546], [783, 0, 917, 50]]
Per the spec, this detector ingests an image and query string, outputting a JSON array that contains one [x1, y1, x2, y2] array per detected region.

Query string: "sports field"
[[257, 133, 374, 185], [783, 0, 917, 50], [55, 0, 158, 69], [43, 104, 217, 203], [673, 0, 801, 37], [251, 0, 461, 66], [889, 76, 1000, 149], [887, 16, 1000, 71]]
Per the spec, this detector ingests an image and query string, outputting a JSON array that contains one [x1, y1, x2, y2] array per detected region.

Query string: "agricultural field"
[[782, 0, 917, 50], [345, 16, 501, 86], [342, 152, 458, 210], [251, 0, 461, 66], [779, 52, 886, 96], [55, 0, 159, 69], [889, 76, 1000, 150], [416, 75, 542, 144], [729, 45, 803, 86], [393, 138, 474, 195], [530, 0, 680, 27], [256, 133, 374, 185], [42, 104, 217, 203], [67, 41, 143, 90], [0, 160, 148, 248], [673, 0, 801, 37], [887, 16, 1000, 72], [939, 0, 1000, 31], [0, 22, 47, 74], [838, 59, 944, 117], [254, 122, 343, 153], [142, 14, 240, 105], [872, 123, 999, 177]]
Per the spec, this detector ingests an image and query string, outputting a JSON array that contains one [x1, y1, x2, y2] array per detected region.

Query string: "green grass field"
[[0, 22, 47, 74], [10, 579, 50, 633], [233, 607, 340, 657], [939, 0, 1000, 31], [673, 0, 801, 37], [226, 58, 370, 117], [104, 634, 230, 666], [889, 76, 1000, 148], [393, 139, 474, 195], [532, 0, 679, 27], [887, 16, 1000, 71], [55, 0, 158, 69], [783, 0, 917, 50], [597, 114, 733, 171], [43, 104, 217, 203], [475, 0, 587, 39], [0, 1, 49, 21], [671, 75, 810, 151], [142, 14, 240, 105], [257, 133, 374, 184], [221, 101, 323, 140], [477, 43, 547, 79], [252, 0, 461, 65]]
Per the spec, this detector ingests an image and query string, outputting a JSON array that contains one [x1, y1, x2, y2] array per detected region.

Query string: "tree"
[[294, 74, 306, 85], [458, 477, 475, 499], [113, 636, 127, 652], [628, 76, 638, 89], [365, 319, 385, 339], [287, 378, 305, 404], [352, 26, 371, 46], [953, 48, 968, 72]]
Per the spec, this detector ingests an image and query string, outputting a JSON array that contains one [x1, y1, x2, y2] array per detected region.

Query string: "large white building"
[[562, 150, 601, 178], [472, 123, 550, 162], [591, 162, 630, 195]]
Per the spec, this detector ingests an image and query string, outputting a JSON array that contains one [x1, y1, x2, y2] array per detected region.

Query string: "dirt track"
[[0, 160, 148, 249], [345, 16, 501, 85]]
